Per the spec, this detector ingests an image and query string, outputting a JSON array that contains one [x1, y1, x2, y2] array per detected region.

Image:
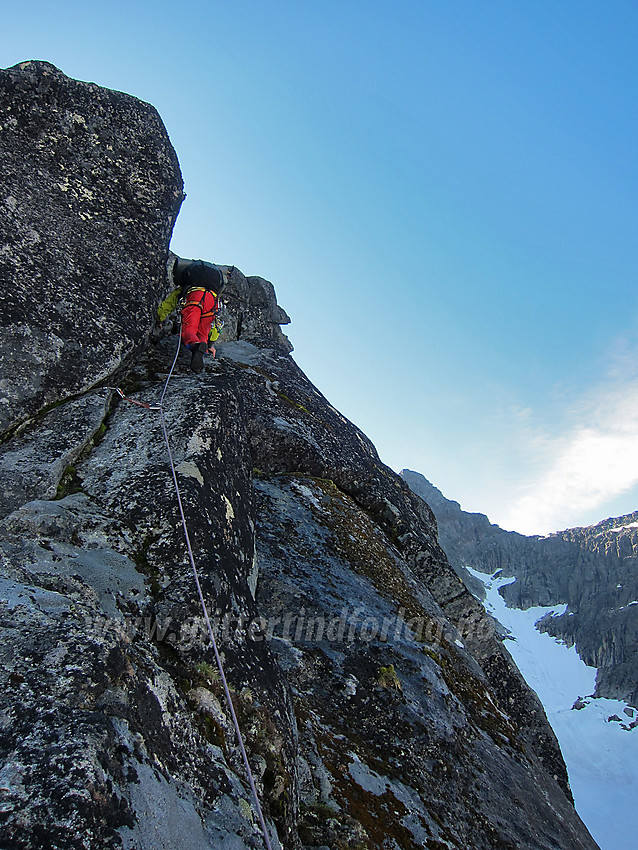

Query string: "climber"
[[157, 258, 230, 373]]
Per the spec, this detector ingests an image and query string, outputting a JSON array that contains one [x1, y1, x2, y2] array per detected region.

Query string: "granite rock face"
[[224, 270, 292, 353], [0, 62, 598, 849], [0, 60, 183, 436], [540, 517, 638, 704], [402, 470, 638, 707]]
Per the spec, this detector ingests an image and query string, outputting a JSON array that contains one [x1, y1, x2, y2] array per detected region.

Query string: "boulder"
[[0, 60, 183, 437]]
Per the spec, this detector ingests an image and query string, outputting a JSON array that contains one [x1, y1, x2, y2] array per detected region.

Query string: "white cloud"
[[499, 376, 638, 535]]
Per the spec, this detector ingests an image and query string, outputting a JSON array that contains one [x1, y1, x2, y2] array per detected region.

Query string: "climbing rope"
[[113, 334, 274, 850]]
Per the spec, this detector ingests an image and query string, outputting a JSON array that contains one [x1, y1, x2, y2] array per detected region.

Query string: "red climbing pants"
[[180, 288, 218, 348]]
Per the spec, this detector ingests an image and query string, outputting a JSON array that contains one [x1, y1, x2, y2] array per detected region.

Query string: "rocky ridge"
[[401, 470, 638, 707], [0, 61, 598, 849]]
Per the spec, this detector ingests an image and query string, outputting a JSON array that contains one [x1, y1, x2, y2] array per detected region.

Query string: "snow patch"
[[468, 567, 638, 850], [607, 522, 638, 533]]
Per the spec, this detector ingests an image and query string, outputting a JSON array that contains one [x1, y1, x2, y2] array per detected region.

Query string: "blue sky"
[[5, 1, 638, 534]]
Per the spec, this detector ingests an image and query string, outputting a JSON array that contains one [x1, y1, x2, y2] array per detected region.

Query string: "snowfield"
[[467, 568, 638, 850]]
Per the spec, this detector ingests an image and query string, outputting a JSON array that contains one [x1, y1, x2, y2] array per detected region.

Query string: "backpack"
[[174, 259, 226, 299]]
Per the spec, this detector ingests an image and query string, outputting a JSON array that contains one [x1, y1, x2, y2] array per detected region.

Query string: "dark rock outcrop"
[[221, 269, 293, 353], [402, 469, 638, 707], [0, 60, 183, 436], [0, 62, 598, 849]]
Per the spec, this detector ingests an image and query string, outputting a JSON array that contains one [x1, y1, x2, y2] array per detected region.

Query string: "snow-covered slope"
[[469, 568, 638, 850], [401, 469, 638, 707]]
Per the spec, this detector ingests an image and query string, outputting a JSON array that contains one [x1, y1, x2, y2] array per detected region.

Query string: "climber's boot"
[[190, 342, 207, 374]]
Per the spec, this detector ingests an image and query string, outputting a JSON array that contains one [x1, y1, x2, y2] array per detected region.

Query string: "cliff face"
[[0, 62, 598, 849], [0, 60, 183, 436], [402, 470, 638, 707]]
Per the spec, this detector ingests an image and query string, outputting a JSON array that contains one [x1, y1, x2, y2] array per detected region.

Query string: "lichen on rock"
[[0, 60, 598, 850]]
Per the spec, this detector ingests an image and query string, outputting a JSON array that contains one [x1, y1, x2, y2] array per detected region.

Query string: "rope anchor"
[[104, 386, 161, 410]]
